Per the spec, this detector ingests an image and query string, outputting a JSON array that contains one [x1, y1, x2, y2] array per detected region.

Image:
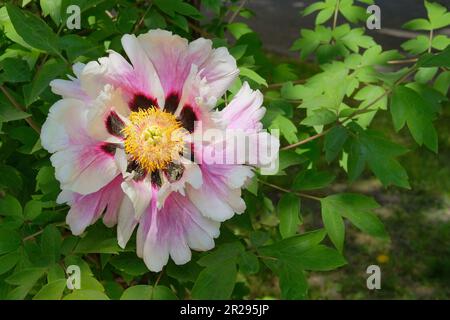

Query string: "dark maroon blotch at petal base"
[[106, 111, 125, 137], [164, 162, 184, 182], [100, 143, 117, 155], [127, 160, 147, 181], [129, 93, 158, 111], [178, 106, 197, 133], [164, 93, 180, 114], [151, 170, 162, 187]]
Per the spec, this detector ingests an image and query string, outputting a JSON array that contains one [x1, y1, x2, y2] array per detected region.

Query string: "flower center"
[[122, 108, 186, 172]]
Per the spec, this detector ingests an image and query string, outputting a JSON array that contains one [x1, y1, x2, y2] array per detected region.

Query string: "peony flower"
[[41, 29, 279, 272]]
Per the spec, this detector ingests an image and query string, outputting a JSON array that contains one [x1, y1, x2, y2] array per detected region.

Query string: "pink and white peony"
[[41, 29, 279, 272]]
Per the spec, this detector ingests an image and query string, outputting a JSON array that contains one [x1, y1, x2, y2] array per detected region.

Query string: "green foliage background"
[[0, 0, 449, 300]]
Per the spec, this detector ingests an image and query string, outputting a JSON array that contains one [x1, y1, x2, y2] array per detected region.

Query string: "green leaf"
[[277, 194, 301, 239], [0, 228, 21, 255], [227, 23, 252, 40], [0, 95, 30, 122], [229, 45, 248, 61], [24, 200, 42, 221], [321, 199, 345, 252], [272, 64, 297, 83], [166, 260, 202, 283], [401, 36, 430, 55], [47, 263, 66, 283], [23, 59, 66, 106], [64, 290, 109, 300], [290, 29, 322, 59], [347, 128, 410, 188], [0, 251, 21, 275], [109, 253, 148, 276], [238, 251, 260, 275], [403, 18, 432, 31], [197, 242, 244, 267], [432, 35, 450, 50], [0, 195, 22, 218], [303, 2, 327, 16], [40, 225, 62, 264], [301, 108, 337, 126], [425, 0, 450, 29], [120, 285, 177, 300], [316, 7, 335, 24], [0, 57, 31, 83], [40, 0, 62, 25], [120, 285, 153, 300], [259, 229, 327, 258], [6, 285, 34, 300], [239, 67, 268, 87], [269, 115, 298, 144], [321, 193, 387, 238], [6, 268, 46, 286], [415, 67, 438, 83], [278, 262, 308, 299], [324, 126, 348, 162], [36, 166, 60, 196], [391, 86, 438, 152], [0, 165, 23, 194], [202, 0, 221, 14], [33, 279, 66, 300], [295, 245, 347, 271], [434, 71, 450, 95], [191, 260, 237, 300], [292, 169, 335, 191], [74, 227, 121, 254], [153, 286, 178, 300], [419, 45, 450, 68], [339, 1, 367, 23], [6, 4, 60, 54]]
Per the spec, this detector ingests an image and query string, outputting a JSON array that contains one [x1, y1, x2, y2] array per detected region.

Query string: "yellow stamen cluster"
[[123, 108, 186, 172]]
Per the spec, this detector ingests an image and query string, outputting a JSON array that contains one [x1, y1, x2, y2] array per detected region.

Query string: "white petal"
[[121, 178, 152, 219], [117, 196, 138, 249]]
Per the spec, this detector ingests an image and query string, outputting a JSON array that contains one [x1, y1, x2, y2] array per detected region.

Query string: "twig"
[[22, 222, 67, 242], [388, 58, 418, 65], [151, 269, 164, 299], [0, 85, 41, 134], [258, 179, 322, 201], [133, 3, 152, 34], [428, 29, 434, 53], [228, 0, 248, 24], [281, 129, 330, 151], [267, 79, 306, 89], [332, 0, 340, 30], [188, 21, 212, 38]]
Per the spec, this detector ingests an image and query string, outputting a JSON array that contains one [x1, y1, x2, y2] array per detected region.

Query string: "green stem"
[[228, 0, 248, 24], [428, 29, 434, 53], [332, 0, 340, 30], [258, 179, 322, 201], [0, 85, 41, 134], [22, 222, 67, 242], [281, 129, 330, 151]]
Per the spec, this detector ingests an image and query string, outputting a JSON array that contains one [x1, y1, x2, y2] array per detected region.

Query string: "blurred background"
[[234, 0, 450, 299], [246, 0, 450, 55]]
